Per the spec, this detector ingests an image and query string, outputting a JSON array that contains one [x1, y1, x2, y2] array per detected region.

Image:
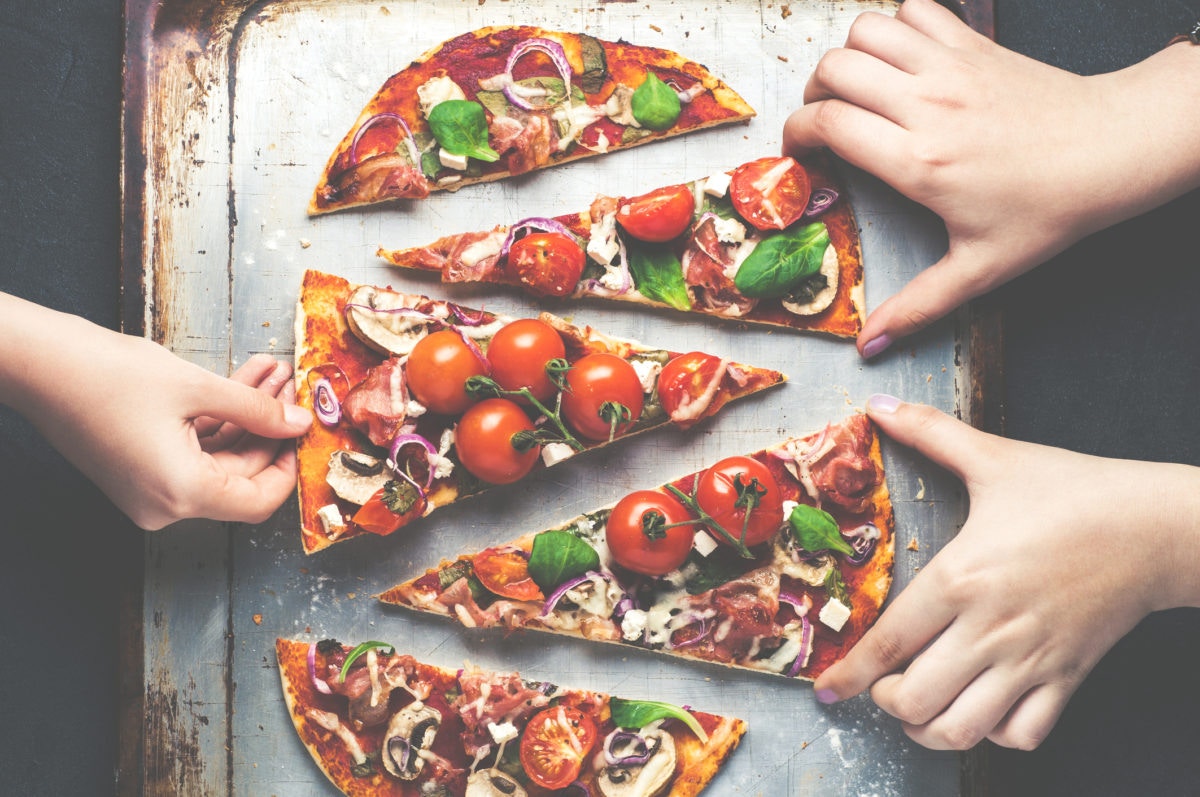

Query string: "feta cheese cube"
[[692, 529, 719, 557], [704, 171, 732, 197], [819, 597, 852, 632], [317, 504, 346, 538], [487, 721, 519, 745], [620, 609, 647, 642], [439, 148, 469, 171], [540, 442, 577, 468]]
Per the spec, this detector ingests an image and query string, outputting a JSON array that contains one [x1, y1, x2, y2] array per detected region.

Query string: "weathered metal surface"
[[124, 1, 994, 794]]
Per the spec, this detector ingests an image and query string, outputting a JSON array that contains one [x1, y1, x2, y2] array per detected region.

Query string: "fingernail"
[[861, 334, 893, 359], [867, 393, 901, 414], [815, 688, 840, 705], [285, 404, 313, 429]]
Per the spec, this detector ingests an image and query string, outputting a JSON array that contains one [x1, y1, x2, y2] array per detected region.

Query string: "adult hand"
[[782, 0, 1200, 357], [813, 395, 1200, 749]]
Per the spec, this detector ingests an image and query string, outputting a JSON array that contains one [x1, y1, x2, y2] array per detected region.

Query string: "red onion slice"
[[307, 642, 333, 695], [778, 590, 813, 616], [448, 302, 490, 327], [603, 728, 652, 766], [343, 302, 442, 326], [802, 188, 839, 219], [312, 377, 341, 426], [540, 570, 610, 617], [843, 522, 879, 565], [388, 433, 440, 492], [499, 216, 581, 260], [348, 112, 416, 167], [503, 38, 573, 111], [786, 615, 814, 677]]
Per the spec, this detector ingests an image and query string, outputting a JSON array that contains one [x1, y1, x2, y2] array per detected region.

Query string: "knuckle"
[[992, 723, 1049, 752], [845, 12, 886, 48], [866, 628, 909, 671], [811, 98, 849, 138], [933, 719, 987, 751], [888, 689, 935, 726]]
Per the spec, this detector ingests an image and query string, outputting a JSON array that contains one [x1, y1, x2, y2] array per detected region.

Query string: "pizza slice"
[[378, 154, 865, 337], [310, 25, 754, 215], [296, 269, 785, 554], [380, 413, 894, 681], [277, 638, 746, 796]]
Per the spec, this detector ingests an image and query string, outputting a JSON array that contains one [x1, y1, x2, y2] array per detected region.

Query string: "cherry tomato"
[[471, 546, 544, 601], [519, 706, 598, 790], [455, 397, 540, 484], [616, 183, 695, 242], [696, 455, 784, 548], [486, 318, 566, 404], [606, 489, 698, 576], [560, 353, 645, 442], [507, 231, 586, 298], [656, 351, 725, 426], [729, 156, 812, 231], [406, 329, 487, 415], [351, 482, 427, 536]]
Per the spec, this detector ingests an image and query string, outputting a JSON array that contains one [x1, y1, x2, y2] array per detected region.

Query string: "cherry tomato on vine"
[[616, 182, 695, 242], [406, 329, 487, 415], [471, 546, 543, 601], [696, 455, 784, 548], [519, 706, 598, 790], [729, 156, 812, 231], [656, 351, 725, 426], [606, 489, 698, 576], [486, 318, 566, 404], [560, 353, 644, 442], [507, 232, 586, 298], [455, 398, 539, 484]]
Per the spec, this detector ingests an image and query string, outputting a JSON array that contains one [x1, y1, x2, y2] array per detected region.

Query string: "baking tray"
[[119, 1, 999, 794]]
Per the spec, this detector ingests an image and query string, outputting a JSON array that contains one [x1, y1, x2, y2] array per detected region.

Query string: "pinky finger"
[[986, 683, 1071, 751]]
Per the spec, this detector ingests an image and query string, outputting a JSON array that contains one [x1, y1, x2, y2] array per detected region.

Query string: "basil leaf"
[[631, 71, 682, 131], [626, 240, 691, 311], [338, 641, 394, 682], [734, 222, 830, 298], [682, 547, 760, 595], [427, 100, 499, 163], [824, 566, 851, 606], [787, 504, 854, 556], [609, 697, 708, 742], [579, 34, 608, 94], [527, 529, 600, 590]]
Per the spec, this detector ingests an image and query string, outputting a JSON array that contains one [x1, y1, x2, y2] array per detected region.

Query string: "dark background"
[[1, 0, 1197, 794]]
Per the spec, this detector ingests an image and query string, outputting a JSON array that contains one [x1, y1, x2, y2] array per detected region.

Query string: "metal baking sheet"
[[123, 1, 993, 794]]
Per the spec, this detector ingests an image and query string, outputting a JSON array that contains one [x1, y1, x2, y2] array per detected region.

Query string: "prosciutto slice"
[[341, 356, 410, 447]]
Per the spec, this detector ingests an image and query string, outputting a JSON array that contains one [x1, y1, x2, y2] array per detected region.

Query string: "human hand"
[[782, 0, 1200, 357], [814, 395, 1200, 750]]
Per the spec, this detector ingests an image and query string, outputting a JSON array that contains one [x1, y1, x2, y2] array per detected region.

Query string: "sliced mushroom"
[[381, 702, 442, 780], [464, 769, 529, 797], [325, 450, 390, 507], [781, 242, 839, 317], [597, 728, 677, 797], [345, 284, 437, 356]]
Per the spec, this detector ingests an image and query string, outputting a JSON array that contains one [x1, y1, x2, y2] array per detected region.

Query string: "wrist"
[[1144, 462, 1200, 611]]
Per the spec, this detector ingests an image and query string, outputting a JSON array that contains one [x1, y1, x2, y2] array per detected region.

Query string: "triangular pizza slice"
[[310, 25, 754, 214], [378, 155, 864, 337], [296, 269, 785, 554], [277, 638, 746, 796], [380, 413, 894, 680]]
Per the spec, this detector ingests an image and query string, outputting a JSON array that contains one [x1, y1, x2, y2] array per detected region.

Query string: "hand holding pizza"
[[814, 395, 1200, 750], [782, 0, 1200, 357], [0, 293, 312, 530]]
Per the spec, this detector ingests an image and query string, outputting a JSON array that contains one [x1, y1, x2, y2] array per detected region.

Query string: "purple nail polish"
[[867, 393, 901, 414], [861, 333, 893, 359], [815, 688, 840, 705]]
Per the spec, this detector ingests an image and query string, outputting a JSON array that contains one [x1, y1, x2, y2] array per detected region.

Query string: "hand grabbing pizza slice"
[[276, 638, 746, 796], [295, 269, 785, 554], [379, 413, 894, 680], [310, 26, 754, 214]]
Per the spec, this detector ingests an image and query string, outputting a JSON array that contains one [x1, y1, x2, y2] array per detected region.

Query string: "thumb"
[[192, 369, 313, 439], [865, 395, 994, 483]]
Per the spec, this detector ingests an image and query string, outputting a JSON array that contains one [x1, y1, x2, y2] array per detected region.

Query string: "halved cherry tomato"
[[406, 329, 487, 415], [606, 489, 698, 576], [507, 232, 586, 298], [560, 353, 645, 442], [729, 156, 812, 231], [519, 706, 598, 790], [351, 482, 427, 536], [616, 182, 695, 242], [455, 397, 540, 484], [656, 351, 725, 427], [471, 546, 544, 601], [486, 318, 566, 404], [696, 455, 784, 548]]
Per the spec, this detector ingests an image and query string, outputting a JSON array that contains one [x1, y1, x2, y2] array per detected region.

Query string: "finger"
[[895, 0, 982, 49], [861, 396, 996, 484], [865, 619, 989, 726], [199, 360, 294, 453], [195, 354, 281, 438], [986, 683, 1071, 751], [842, 9, 945, 74], [813, 568, 957, 702], [189, 364, 311, 442], [802, 46, 917, 125], [896, 668, 1035, 750], [194, 445, 299, 525], [781, 100, 908, 171]]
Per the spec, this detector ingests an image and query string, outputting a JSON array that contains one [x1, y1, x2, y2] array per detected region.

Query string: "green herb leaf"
[[626, 240, 691, 311], [427, 100, 500, 162], [630, 71, 682, 131], [824, 567, 850, 606], [787, 503, 855, 557], [338, 641, 394, 683], [734, 222, 830, 298], [681, 547, 760, 595], [527, 529, 600, 590], [579, 34, 608, 94], [438, 560, 489, 602], [609, 697, 708, 742], [381, 479, 420, 515]]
